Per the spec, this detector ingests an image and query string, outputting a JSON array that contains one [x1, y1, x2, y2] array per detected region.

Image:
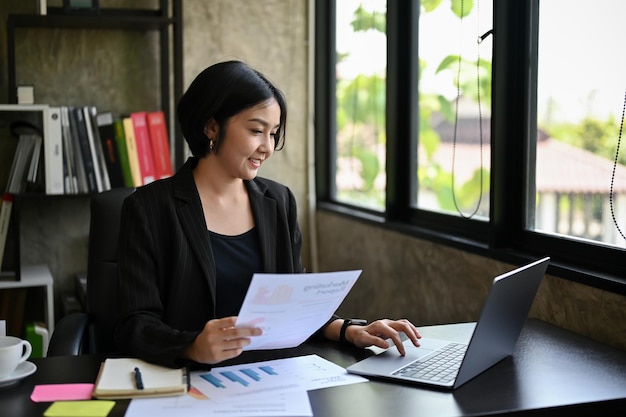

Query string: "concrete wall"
[[180, 0, 313, 268]]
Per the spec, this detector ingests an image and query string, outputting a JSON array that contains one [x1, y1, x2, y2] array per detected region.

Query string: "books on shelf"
[[131, 111, 156, 185], [26, 133, 42, 185], [95, 112, 125, 189], [6, 134, 42, 194], [146, 111, 174, 180], [113, 118, 134, 188], [1, 104, 173, 196], [69, 107, 99, 193], [1, 130, 42, 272], [60, 106, 80, 194], [84, 106, 110, 192], [58, 106, 175, 192], [123, 110, 174, 186], [43, 106, 64, 195], [122, 116, 142, 187], [0, 193, 14, 270]]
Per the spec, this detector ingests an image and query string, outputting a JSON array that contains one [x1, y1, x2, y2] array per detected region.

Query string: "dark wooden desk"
[[2, 319, 625, 417]]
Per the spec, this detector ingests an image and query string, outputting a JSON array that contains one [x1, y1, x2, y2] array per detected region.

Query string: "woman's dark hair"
[[177, 60, 287, 157]]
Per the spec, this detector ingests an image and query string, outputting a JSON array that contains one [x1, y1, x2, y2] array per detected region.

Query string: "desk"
[[2, 319, 625, 416]]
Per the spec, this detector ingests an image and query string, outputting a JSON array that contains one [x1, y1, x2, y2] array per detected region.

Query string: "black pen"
[[134, 367, 144, 390]]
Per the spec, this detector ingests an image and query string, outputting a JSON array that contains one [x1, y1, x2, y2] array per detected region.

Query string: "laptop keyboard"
[[391, 342, 467, 383]]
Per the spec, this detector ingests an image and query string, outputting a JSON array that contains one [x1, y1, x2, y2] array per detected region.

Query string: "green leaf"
[[351, 5, 386, 33], [437, 95, 455, 122], [451, 0, 474, 18], [353, 147, 380, 191], [421, 0, 444, 13], [420, 128, 441, 160], [436, 55, 460, 73], [338, 74, 386, 126]]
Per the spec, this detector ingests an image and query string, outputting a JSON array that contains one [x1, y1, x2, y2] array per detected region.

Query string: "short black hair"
[[177, 60, 287, 157]]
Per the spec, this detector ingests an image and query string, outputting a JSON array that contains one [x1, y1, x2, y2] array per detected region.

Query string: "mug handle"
[[19, 340, 32, 363]]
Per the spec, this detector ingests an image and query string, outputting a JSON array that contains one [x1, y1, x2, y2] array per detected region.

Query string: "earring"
[[208, 139, 214, 152]]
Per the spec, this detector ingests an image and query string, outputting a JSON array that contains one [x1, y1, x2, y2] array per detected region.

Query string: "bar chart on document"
[[202, 365, 279, 388], [190, 354, 366, 403]]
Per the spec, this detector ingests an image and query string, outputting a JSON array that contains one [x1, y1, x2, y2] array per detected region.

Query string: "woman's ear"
[[203, 118, 219, 139]]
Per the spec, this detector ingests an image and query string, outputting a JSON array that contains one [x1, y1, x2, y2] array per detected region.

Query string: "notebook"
[[346, 257, 550, 390], [93, 358, 188, 399]]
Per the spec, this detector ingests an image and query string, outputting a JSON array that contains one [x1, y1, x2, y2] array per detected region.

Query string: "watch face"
[[351, 319, 367, 326], [63, 0, 100, 13]]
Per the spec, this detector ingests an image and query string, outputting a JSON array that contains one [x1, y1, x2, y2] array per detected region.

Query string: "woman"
[[115, 60, 421, 368]]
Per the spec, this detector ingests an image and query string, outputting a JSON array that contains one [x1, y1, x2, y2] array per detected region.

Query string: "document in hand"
[[93, 358, 188, 399], [235, 270, 362, 351]]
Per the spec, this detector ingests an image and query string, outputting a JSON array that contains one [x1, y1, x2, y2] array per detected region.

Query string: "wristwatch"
[[339, 318, 368, 344]]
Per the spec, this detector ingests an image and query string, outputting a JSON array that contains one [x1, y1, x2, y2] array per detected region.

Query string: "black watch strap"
[[339, 319, 367, 344]]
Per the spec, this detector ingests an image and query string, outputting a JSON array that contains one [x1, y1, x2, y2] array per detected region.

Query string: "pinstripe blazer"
[[114, 157, 305, 368]]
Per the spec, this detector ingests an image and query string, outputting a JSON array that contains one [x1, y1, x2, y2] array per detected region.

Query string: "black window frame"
[[315, 0, 626, 296]]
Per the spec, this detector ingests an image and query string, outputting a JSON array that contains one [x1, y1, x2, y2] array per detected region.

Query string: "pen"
[[134, 367, 144, 390]]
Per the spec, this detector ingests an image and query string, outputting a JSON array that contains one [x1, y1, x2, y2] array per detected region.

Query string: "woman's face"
[[211, 98, 281, 180]]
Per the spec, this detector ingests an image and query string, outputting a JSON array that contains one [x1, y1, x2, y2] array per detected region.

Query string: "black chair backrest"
[[86, 187, 135, 354]]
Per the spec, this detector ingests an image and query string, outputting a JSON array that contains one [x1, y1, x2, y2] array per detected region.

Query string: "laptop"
[[346, 257, 550, 390]]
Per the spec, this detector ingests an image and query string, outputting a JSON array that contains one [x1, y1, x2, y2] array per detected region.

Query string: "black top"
[[210, 228, 262, 318]]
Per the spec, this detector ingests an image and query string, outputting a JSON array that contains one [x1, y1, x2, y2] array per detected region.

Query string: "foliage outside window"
[[416, 0, 492, 220], [321, 0, 626, 288], [533, 0, 626, 248], [335, 0, 387, 210], [335, 0, 493, 218]]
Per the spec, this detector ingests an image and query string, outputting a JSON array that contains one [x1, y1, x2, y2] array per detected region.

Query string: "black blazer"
[[115, 157, 305, 367]]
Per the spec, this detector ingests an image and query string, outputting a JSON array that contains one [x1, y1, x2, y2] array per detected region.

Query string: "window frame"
[[314, 0, 626, 295]]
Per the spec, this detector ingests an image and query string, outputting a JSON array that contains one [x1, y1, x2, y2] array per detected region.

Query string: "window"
[[334, 0, 387, 210], [533, 0, 626, 249], [416, 0, 492, 221], [315, 0, 626, 292]]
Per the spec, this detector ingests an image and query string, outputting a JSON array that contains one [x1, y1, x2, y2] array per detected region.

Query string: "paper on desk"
[[235, 270, 361, 350], [31, 383, 94, 402], [191, 354, 367, 403], [125, 389, 313, 417], [43, 400, 115, 417], [125, 355, 367, 417]]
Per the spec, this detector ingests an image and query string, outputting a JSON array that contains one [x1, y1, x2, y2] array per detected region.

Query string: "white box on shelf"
[[0, 104, 64, 195], [0, 264, 55, 334]]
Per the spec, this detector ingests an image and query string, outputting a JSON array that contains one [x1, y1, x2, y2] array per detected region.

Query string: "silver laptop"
[[347, 257, 550, 390]]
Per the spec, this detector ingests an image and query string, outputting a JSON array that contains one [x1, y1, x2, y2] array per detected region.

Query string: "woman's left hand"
[[346, 318, 421, 355]]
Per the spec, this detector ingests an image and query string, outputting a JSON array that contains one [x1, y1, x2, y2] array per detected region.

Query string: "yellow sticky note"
[[43, 400, 115, 417]]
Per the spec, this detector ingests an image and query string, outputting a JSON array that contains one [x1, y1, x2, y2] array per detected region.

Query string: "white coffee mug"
[[0, 336, 32, 378]]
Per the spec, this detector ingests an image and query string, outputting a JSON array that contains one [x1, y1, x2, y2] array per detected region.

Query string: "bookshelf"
[[1, 1, 183, 335], [6, 1, 184, 168]]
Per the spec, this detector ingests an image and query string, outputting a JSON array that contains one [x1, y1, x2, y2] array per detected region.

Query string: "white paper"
[[125, 355, 368, 417], [126, 389, 312, 417], [235, 270, 361, 350], [190, 354, 368, 403]]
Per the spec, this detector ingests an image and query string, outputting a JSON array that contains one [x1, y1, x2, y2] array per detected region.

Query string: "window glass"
[[415, 1, 492, 220], [534, 0, 626, 248], [335, 0, 387, 210]]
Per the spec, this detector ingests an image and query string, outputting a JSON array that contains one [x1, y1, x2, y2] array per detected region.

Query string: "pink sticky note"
[[31, 384, 94, 402]]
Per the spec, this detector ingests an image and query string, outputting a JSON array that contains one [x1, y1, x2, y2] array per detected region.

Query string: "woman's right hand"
[[182, 316, 262, 364]]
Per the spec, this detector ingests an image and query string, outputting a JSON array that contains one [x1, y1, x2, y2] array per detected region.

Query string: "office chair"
[[47, 187, 135, 356]]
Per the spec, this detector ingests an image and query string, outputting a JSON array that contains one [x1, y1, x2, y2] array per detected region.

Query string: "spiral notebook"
[[93, 358, 188, 399]]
